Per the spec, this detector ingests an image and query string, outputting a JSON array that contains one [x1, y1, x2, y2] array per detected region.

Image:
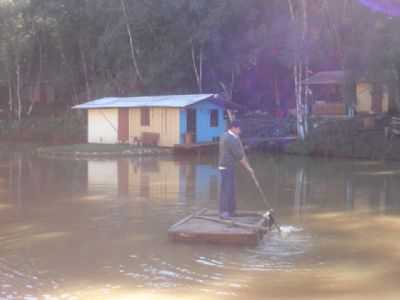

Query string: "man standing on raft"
[[218, 120, 254, 219]]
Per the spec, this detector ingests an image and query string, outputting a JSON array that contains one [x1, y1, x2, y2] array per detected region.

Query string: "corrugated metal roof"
[[73, 94, 219, 109], [302, 71, 344, 85]]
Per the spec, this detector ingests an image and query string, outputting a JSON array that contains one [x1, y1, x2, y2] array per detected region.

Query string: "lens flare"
[[358, 0, 400, 16]]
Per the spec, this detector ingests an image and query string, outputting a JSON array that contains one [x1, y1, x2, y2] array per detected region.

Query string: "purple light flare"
[[358, 0, 400, 16]]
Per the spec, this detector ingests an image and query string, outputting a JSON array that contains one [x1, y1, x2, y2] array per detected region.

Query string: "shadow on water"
[[0, 149, 400, 298]]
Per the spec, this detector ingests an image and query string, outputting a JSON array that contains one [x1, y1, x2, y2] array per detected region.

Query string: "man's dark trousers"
[[219, 167, 236, 216]]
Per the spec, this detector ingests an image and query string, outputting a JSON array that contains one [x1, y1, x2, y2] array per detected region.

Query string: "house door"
[[118, 109, 130, 143], [371, 87, 383, 113], [187, 109, 197, 143]]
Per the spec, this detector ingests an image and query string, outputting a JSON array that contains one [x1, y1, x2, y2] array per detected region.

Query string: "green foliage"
[[0, 112, 85, 143], [285, 117, 400, 160], [0, 0, 400, 118]]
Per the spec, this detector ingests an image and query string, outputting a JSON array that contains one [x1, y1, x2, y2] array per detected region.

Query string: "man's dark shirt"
[[218, 131, 245, 169]]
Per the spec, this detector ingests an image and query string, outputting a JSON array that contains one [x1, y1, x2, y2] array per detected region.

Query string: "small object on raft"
[[168, 209, 275, 246]]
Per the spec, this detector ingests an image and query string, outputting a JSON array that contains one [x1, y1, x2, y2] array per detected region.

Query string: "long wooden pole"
[[240, 142, 282, 233], [238, 135, 282, 233], [248, 168, 282, 233]]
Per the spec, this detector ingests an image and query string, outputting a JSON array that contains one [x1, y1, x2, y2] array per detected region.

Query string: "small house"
[[303, 71, 389, 116], [73, 94, 227, 147]]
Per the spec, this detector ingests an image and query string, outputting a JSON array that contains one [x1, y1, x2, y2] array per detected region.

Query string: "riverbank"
[[0, 143, 41, 159], [37, 143, 172, 158], [0, 113, 85, 144], [4, 114, 400, 161], [285, 116, 400, 161]]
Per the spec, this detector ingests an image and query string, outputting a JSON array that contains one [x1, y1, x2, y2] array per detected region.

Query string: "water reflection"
[[265, 156, 400, 215], [87, 158, 219, 205], [1, 153, 86, 217], [2, 153, 400, 218], [84, 156, 400, 216]]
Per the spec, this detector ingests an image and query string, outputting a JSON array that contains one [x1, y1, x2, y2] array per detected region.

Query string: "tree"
[[287, 0, 310, 139], [0, 0, 34, 120], [0, 0, 399, 124]]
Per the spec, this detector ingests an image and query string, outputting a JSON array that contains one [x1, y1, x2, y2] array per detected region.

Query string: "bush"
[[286, 117, 395, 160], [0, 112, 86, 144]]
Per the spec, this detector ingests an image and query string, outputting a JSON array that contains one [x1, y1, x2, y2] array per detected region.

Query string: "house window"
[[210, 109, 219, 127], [141, 108, 150, 126]]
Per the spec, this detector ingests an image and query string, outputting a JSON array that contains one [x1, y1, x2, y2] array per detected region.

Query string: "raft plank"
[[194, 215, 269, 231], [168, 209, 269, 245], [169, 208, 207, 230]]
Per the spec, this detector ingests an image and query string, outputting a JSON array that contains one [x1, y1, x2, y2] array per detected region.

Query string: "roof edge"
[[72, 94, 220, 110]]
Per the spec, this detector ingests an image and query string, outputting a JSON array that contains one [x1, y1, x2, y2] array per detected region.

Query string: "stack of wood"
[[385, 116, 400, 139]]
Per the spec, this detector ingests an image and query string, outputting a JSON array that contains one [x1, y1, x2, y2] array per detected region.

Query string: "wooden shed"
[[303, 71, 389, 116], [73, 94, 227, 147]]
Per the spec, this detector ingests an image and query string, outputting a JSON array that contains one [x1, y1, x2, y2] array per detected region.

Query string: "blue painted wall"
[[179, 100, 225, 144], [179, 109, 187, 144]]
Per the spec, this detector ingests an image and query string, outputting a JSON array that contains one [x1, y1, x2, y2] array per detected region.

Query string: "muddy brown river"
[[0, 148, 400, 299]]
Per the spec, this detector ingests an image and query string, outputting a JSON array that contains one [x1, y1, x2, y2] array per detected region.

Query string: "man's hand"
[[240, 158, 255, 176]]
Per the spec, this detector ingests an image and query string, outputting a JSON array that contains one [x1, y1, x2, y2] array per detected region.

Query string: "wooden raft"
[[168, 209, 271, 245]]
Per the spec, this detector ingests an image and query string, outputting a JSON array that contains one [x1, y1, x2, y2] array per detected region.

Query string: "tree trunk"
[[322, 0, 345, 68], [16, 60, 23, 121], [301, 0, 310, 135], [295, 63, 305, 139], [7, 62, 14, 118], [219, 67, 236, 123], [120, 0, 143, 83], [191, 42, 203, 93], [80, 42, 92, 101], [288, 0, 308, 139], [56, 30, 79, 105], [28, 38, 43, 116]]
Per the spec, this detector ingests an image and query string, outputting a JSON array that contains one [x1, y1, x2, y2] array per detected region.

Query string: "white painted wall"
[[88, 109, 118, 144]]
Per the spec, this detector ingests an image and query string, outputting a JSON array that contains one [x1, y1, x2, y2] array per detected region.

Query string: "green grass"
[[37, 143, 172, 157], [41, 143, 143, 153]]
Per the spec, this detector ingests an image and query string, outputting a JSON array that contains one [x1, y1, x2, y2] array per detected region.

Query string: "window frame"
[[210, 109, 219, 128], [141, 108, 150, 127]]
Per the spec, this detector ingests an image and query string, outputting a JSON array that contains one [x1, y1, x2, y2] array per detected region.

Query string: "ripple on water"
[[194, 225, 313, 272]]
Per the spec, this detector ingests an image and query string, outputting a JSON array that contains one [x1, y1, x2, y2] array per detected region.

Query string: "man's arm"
[[240, 157, 255, 175], [234, 138, 254, 174], [228, 136, 255, 174]]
